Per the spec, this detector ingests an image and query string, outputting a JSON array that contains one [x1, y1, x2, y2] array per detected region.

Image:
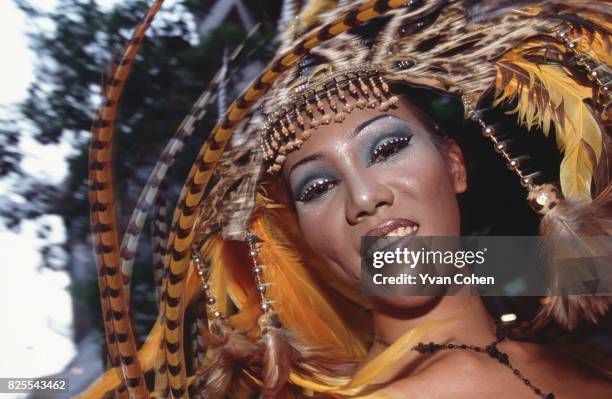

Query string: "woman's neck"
[[370, 291, 497, 347]]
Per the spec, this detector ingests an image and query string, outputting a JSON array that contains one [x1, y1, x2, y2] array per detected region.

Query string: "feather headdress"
[[81, 1, 611, 398]]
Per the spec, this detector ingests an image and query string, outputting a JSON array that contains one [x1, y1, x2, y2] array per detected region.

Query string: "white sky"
[[0, 0, 121, 383], [0, 0, 185, 388]]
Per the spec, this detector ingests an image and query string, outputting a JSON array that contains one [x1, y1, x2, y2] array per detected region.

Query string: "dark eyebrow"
[[351, 114, 402, 138], [288, 153, 323, 177], [288, 115, 405, 177]]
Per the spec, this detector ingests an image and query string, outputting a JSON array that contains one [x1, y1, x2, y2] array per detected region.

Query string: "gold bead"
[[316, 99, 324, 112], [521, 176, 533, 187], [507, 159, 518, 170], [379, 101, 390, 112], [349, 81, 358, 95], [344, 103, 354, 113], [494, 142, 507, 153], [334, 112, 346, 123], [328, 94, 337, 110], [388, 96, 399, 106], [310, 118, 320, 127], [301, 130, 312, 140], [321, 114, 332, 124], [275, 155, 286, 163], [305, 102, 314, 114], [271, 164, 281, 172], [359, 80, 369, 94], [535, 191, 550, 206], [356, 98, 366, 109]]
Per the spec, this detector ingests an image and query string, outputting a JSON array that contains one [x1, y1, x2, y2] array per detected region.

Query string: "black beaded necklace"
[[374, 324, 555, 399]]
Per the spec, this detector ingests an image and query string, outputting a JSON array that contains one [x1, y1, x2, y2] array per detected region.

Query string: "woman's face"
[[282, 97, 467, 306]]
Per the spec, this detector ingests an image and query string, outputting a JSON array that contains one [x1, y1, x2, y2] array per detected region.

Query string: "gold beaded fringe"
[[260, 67, 398, 174]]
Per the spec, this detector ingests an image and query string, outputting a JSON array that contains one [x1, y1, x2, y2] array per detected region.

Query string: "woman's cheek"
[[298, 202, 360, 286], [297, 205, 333, 256]]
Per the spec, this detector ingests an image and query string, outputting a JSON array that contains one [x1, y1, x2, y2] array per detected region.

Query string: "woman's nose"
[[344, 170, 394, 225]]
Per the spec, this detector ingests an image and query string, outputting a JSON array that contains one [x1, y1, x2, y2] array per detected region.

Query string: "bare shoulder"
[[379, 350, 494, 399], [379, 343, 612, 399]]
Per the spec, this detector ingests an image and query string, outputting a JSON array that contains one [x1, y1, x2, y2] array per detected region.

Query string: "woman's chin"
[[367, 295, 443, 314]]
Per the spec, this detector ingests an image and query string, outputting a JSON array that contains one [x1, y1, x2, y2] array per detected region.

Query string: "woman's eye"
[[297, 178, 337, 203], [371, 136, 412, 164]]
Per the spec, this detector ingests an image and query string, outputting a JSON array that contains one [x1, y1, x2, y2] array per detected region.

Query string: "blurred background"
[[1, 1, 611, 398], [0, 0, 281, 397]]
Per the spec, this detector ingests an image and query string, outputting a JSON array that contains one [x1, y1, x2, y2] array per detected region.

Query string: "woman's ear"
[[445, 138, 467, 194]]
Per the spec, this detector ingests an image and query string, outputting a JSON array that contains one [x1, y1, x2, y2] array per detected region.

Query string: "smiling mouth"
[[363, 220, 421, 255], [384, 224, 419, 236], [366, 218, 420, 237]]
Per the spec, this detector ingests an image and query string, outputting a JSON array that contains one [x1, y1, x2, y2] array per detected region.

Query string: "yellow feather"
[[495, 52, 603, 200], [574, 23, 612, 65], [284, 320, 448, 397], [76, 268, 209, 398], [74, 320, 163, 398], [200, 235, 262, 335], [298, 0, 338, 29], [221, 240, 257, 311], [229, 296, 261, 336], [342, 319, 450, 389], [76, 266, 210, 398], [251, 210, 366, 358], [202, 236, 229, 314]]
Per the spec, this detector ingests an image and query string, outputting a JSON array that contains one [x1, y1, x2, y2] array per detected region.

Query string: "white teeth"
[[385, 224, 419, 236]]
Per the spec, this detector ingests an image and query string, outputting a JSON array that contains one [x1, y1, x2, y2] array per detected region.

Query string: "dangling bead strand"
[[464, 99, 558, 215], [554, 25, 611, 119], [192, 251, 223, 320], [246, 233, 273, 312]]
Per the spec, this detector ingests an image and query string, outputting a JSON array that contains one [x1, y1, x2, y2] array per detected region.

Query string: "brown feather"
[[258, 312, 293, 398], [593, 129, 612, 196], [533, 183, 612, 330], [196, 319, 261, 399]]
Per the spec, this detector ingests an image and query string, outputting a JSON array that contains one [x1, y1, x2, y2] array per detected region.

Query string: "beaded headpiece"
[[260, 66, 399, 173], [83, 1, 611, 398]]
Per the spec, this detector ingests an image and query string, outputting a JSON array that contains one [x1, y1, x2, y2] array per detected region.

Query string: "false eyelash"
[[372, 136, 411, 162], [297, 178, 334, 202]]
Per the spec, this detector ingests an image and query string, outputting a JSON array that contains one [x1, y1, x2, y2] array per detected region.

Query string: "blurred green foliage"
[[8, 0, 281, 342]]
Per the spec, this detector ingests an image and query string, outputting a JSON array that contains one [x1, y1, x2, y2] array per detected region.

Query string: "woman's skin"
[[282, 96, 612, 398]]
